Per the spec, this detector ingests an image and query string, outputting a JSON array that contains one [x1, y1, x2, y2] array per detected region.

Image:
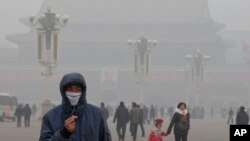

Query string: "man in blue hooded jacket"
[[39, 73, 112, 141]]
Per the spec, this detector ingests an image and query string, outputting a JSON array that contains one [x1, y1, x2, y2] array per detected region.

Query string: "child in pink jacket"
[[148, 118, 169, 141]]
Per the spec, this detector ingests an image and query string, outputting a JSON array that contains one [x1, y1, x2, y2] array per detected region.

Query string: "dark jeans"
[[24, 116, 30, 127], [130, 123, 139, 141], [17, 116, 22, 128], [139, 122, 145, 137], [116, 123, 127, 141], [175, 134, 188, 141]]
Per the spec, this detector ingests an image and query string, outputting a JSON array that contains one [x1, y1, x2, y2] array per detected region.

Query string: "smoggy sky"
[[0, 0, 249, 48]]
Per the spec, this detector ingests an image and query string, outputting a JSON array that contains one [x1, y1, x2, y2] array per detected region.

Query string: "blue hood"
[[39, 73, 112, 141], [59, 73, 87, 116]]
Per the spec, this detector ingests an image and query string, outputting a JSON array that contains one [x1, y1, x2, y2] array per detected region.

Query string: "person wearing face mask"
[[39, 73, 112, 141]]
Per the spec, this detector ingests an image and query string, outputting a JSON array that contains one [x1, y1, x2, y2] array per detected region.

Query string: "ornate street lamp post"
[[128, 36, 157, 103], [186, 49, 210, 106], [30, 8, 68, 115]]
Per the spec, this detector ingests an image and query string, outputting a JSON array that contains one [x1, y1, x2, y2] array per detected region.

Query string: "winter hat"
[[154, 118, 163, 127]]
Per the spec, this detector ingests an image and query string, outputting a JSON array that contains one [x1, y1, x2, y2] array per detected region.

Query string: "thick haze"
[[0, 0, 43, 48], [0, 1, 249, 140], [0, 0, 250, 48]]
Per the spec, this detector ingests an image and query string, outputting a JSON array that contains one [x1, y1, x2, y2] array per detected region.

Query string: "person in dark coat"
[[32, 103, 37, 117], [130, 102, 141, 141], [149, 105, 156, 124], [14, 104, 24, 128], [142, 105, 149, 124], [236, 106, 249, 125], [113, 101, 129, 141], [100, 102, 109, 121], [227, 107, 234, 124], [39, 73, 112, 141], [167, 102, 190, 141], [23, 104, 32, 127], [138, 105, 145, 137]]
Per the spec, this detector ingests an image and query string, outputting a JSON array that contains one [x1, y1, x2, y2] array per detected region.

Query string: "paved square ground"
[[0, 117, 229, 141]]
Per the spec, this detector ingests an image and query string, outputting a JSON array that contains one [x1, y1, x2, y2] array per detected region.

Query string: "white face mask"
[[65, 92, 81, 106]]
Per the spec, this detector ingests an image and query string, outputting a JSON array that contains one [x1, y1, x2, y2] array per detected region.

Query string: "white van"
[[0, 93, 18, 121]]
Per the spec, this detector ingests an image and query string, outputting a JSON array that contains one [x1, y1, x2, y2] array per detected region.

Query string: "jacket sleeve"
[[99, 116, 112, 141], [39, 115, 70, 141], [167, 113, 176, 133]]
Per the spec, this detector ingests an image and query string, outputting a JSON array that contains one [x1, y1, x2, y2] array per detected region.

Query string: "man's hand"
[[64, 115, 78, 133]]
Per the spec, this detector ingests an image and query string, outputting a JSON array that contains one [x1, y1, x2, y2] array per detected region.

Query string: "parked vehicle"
[[0, 93, 18, 122]]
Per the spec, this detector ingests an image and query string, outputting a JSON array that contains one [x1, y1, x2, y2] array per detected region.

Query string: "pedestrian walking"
[[14, 104, 24, 128], [143, 105, 149, 124], [100, 102, 109, 121], [113, 102, 129, 141], [138, 105, 145, 137], [227, 107, 234, 124], [236, 106, 249, 125], [23, 104, 32, 127], [32, 103, 37, 117], [130, 102, 140, 141], [149, 105, 156, 124], [167, 102, 190, 141]]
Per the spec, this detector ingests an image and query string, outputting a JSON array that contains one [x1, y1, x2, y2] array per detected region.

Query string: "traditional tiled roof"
[[38, 0, 212, 24]]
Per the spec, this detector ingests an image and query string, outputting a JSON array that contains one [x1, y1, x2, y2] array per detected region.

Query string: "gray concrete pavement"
[[0, 118, 229, 141]]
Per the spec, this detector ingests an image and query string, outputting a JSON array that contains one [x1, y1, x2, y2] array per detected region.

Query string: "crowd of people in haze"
[[14, 100, 249, 141], [14, 103, 37, 128], [35, 73, 192, 141], [12, 100, 250, 141], [9, 73, 250, 141], [100, 101, 190, 141], [100, 101, 250, 141]]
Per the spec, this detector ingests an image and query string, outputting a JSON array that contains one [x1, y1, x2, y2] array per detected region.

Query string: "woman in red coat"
[[148, 118, 169, 141]]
